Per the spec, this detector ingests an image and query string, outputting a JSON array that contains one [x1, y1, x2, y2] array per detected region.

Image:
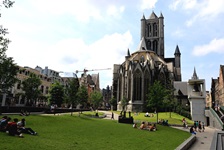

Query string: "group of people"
[[133, 122, 157, 131], [189, 120, 205, 135], [0, 116, 37, 138]]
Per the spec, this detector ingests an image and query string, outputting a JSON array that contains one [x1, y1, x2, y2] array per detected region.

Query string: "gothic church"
[[112, 12, 181, 112]]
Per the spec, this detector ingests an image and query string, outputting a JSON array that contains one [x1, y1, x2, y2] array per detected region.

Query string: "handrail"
[[209, 107, 224, 130]]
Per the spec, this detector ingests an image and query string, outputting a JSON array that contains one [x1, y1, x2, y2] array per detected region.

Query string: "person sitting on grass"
[[133, 123, 138, 128], [17, 118, 37, 135], [140, 122, 147, 130], [144, 112, 149, 117], [0, 116, 11, 132], [7, 118, 23, 138]]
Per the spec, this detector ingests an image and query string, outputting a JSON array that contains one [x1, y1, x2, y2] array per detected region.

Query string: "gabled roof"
[[137, 37, 147, 51], [174, 81, 188, 95], [149, 11, 158, 19]]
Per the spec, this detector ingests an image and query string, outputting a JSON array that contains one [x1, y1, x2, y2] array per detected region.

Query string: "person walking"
[[111, 112, 114, 120]]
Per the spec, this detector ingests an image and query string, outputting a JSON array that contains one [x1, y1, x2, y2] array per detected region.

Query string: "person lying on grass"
[[17, 118, 37, 135]]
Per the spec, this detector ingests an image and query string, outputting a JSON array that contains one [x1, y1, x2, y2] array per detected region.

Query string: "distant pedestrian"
[[202, 122, 205, 132], [111, 112, 114, 120]]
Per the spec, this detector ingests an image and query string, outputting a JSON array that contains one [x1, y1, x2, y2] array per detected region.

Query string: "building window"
[[153, 40, 158, 53], [144, 70, 151, 101], [153, 23, 157, 36], [133, 69, 142, 101]]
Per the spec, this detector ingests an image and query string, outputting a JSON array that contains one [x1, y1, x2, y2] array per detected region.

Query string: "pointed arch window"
[[133, 69, 142, 101], [153, 23, 157, 36], [153, 40, 158, 53], [144, 70, 151, 101], [128, 70, 131, 100], [147, 24, 152, 37], [147, 41, 151, 50]]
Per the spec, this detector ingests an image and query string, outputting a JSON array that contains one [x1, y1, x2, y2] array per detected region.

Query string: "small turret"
[[174, 45, 181, 68], [141, 14, 146, 39], [192, 67, 198, 80], [125, 48, 131, 60]]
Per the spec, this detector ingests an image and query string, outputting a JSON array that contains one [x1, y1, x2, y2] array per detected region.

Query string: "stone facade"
[[0, 66, 76, 106], [211, 65, 224, 107], [112, 12, 181, 112]]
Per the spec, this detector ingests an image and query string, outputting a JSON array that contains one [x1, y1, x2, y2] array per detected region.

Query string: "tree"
[[146, 80, 167, 123], [90, 91, 103, 116], [65, 78, 79, 116], [49, 82, 64, 107], [162, 79, 177, 118], [109, 96, 117, 110], [77, 85, 88, 109], [22, 74, 41, 106], [121, 96, 129, 111], [0, 0, 18, 106]]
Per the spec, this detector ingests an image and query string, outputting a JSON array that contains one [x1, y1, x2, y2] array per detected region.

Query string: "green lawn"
[[115, 111, 194, 126], [0, 113, 191, 150]]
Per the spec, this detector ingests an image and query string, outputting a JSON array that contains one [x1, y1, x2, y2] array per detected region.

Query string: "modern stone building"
[[112, 12, 182, 112]]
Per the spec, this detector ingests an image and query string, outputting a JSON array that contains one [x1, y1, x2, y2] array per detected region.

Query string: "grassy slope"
[[0, 114, 191, 150]]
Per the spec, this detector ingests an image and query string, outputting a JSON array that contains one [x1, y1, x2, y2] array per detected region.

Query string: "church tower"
[[140, 11, 164, 58]]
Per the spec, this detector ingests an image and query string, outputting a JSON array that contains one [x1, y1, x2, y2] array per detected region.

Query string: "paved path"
[[99, 110, 119, 120]]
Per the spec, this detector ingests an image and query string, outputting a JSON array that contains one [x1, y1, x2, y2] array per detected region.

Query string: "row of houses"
[[0, 65, 102, 107]]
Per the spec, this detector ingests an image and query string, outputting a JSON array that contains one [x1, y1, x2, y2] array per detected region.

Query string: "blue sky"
[[1, 0, 224, 90]]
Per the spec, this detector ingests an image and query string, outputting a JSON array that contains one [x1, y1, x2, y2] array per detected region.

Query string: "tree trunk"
[[1, 93, 7, 106]]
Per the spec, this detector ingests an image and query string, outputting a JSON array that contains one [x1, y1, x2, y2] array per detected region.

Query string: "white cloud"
[[169, 0, 197, 10], [30, 0, 102, 23], [6, 31, 133, 88], [192, 38, 224, 56], [140, 0, 158, 10], [169, 0, 224, 26], [171, 28, 185, 37], [107, 5, 125, 18]]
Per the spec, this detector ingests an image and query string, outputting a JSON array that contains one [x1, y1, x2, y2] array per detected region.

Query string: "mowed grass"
[[115, 111, 194, 125], [0, 113, 191, 150]]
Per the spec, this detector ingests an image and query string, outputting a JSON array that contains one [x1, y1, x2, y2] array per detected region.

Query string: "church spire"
[[127, 48, 130, 56], [174, 45, 181, 56], [141, 13, 145, 20], [192, 67, 198, 80]]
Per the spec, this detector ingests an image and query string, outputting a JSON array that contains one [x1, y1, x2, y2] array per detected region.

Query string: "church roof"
[[174, 81, 188, 96], [137, 37, 147, 51], [149, 11, 158, 19]]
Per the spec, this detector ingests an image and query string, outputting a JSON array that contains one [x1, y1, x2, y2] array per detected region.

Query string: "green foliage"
[[64, 78, 79, 107], [0, 57, 18, 92], [0, 1, 18, 94], [121, 96, 128, 111], [22, 74, 41, 106], [0, 114, 191, 150], [90, 91, 103, 110], [109, 96, 117, 110], [77, 85, 88, 108], [49, 82, 64, 107], [146, 80, 167, 111]]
